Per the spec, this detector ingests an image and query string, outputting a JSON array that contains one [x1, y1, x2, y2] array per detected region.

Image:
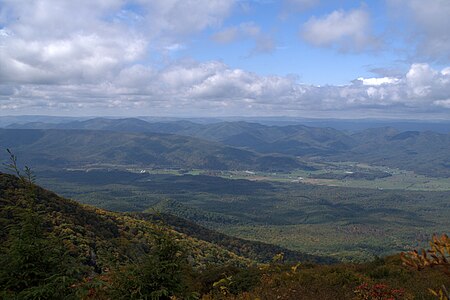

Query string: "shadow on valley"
[[34, 169, 450, 261]]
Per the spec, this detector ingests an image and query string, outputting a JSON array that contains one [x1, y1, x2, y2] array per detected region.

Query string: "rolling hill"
[[6, 118, 356, 156], [5, 118, 450, 176], [345, 128, 450, 177], [0, 128, 310, 172]]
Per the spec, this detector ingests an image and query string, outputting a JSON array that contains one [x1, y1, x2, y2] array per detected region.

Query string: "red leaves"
[[355, 282, 405, 300]]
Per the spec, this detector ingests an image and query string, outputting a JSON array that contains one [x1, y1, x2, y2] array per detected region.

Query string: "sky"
[[0, 0, 450, 119]]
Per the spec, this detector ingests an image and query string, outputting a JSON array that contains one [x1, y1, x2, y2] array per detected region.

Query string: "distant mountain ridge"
[[4, 117, 450, 177], [4, 115, 450, 132], [345, 127, 450, 177], [5, 118, 358, 156], [0, 128, 310, 172]]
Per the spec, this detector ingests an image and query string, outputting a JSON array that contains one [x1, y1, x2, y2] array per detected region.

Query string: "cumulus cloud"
[[387, 0, 450, 63], [405, 63, 438, 98], [300, 7, 378, 52], [0, 0, 235, 85]]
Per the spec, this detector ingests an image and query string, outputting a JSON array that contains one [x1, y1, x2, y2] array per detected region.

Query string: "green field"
[[118, 161, 450, 191], [220, 162, 450, 191]]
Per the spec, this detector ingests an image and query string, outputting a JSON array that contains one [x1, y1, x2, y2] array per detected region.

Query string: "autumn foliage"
[[401, 234, 450, 299]]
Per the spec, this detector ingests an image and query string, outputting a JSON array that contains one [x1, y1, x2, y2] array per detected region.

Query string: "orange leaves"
[[401, 234, 449, 273], [400, 234, 449, 300]]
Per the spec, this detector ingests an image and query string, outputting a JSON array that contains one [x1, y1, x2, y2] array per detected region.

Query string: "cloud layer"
[[2, 58, 449, 117], [0, 0, 449, 118]]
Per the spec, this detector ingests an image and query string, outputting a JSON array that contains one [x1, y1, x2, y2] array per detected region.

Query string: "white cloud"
[[357, 77, 400, 86], [405, 63, 438, 98], [0, 0, 235, 85], [140, 0, 234, 38], [2, 60, 449, 117], [0, 29, 12, 37], [434, 99, 450, 108], [300, 7, 378, 52], [441, 67, 450, 76], [164, 43, 185, 52], [387, 0, 450, 63]]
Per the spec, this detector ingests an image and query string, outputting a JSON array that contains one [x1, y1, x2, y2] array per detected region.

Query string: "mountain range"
[[4, 117, 450, 177], [0, 128, 309, 172]]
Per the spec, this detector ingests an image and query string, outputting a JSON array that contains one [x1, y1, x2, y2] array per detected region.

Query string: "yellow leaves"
[[290, 263, 301, 274], [213, 276, 233, 296], [428, 286, 449, 300], [401, 234, 449, 271], [271, 252, 284, 264], [401, 233, 450, 300]]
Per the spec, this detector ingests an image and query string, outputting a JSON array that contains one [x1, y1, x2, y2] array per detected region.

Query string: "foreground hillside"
[[1, 171, 449, 299], [0, 172, 251, 270], [0, 171, 252, 298]]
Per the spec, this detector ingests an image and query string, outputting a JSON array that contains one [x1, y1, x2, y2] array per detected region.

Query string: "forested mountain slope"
[[0, 172, 250, 271], [0, 129, 308, 171], [344, 128, 450, 177], [1, 172, 449, 299], [7, 118, 450, 176]]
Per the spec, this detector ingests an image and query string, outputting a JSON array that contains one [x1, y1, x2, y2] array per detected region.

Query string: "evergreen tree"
[[0, 208, 84, 299], [0, 150, 86, 299], [110, 233, 195, 300]]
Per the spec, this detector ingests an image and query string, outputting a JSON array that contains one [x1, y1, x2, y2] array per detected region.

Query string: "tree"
[[109, 233, 196, 299], [0, 208, 85, 299], [0, 149, 86, 299]]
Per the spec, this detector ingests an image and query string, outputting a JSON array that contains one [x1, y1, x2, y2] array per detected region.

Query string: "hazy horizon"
[[2, 114, 450, 121]]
